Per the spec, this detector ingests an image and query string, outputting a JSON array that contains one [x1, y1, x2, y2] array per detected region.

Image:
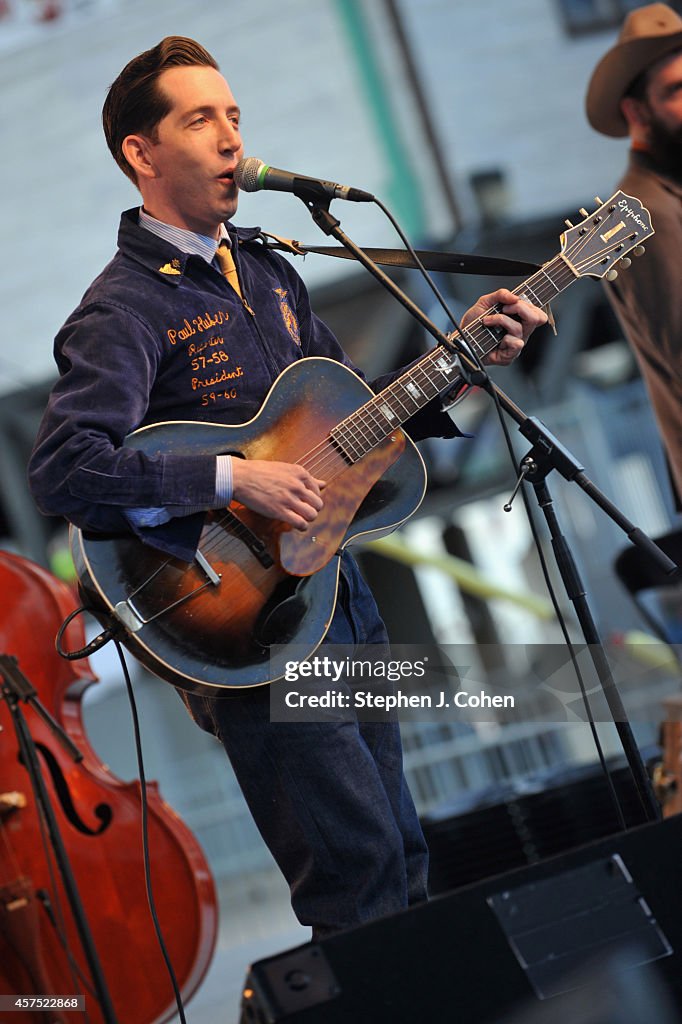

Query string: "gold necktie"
[[215, 241, 242, 298]]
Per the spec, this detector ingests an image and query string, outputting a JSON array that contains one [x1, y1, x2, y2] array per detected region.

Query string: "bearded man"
[[587, 3, 682, 506]]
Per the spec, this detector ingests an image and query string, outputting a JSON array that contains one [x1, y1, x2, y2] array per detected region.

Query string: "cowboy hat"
[[586, 3, 682, 137]]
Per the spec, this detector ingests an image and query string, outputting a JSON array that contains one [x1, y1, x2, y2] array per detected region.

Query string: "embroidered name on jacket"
[[167, 309, 231, 345]]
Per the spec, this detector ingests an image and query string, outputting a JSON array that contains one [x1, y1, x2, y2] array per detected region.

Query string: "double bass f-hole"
[[30, 744, 112, 837]]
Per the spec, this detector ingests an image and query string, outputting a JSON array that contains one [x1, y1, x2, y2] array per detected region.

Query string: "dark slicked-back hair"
[[102, 36, 218, 184]]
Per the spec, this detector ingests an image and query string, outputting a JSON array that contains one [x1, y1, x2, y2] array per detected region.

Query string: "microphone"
[[234, 157, 374, 204]]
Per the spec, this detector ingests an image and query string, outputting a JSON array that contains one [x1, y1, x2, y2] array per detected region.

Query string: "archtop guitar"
[[71, 193, 654, 695]]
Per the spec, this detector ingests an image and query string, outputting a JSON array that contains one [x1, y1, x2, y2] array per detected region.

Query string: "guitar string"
[[135, 541, 278, 626], [564, 204, 638, 275], [211, 251, 581, 500], [193, 250, 600, 576], [145, 230, 636, 610], [185, 255, 582, 573], [266, 253, 563, 473], [286, 254, 584, 477], [186, 296, 557, 578], [191, 260, 622, 618], [193, 251, 601, 562], [220, 211, 639, 524], [119, 217, 641, 629]]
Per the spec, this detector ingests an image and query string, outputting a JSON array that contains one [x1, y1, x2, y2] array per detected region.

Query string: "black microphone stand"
[[302, 196, 674, 824], [0, 654, 119, 1023]]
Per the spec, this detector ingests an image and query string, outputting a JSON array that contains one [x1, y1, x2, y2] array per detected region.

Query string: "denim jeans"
[[182, 554, 429, 939]]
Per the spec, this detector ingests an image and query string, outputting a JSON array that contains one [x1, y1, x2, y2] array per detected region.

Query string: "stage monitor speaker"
[[240, 814, 682, 1024], [423, 751, 658, 894]]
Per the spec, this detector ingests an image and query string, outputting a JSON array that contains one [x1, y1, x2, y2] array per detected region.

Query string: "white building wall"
[[387, 0, 630, 221], [0, 0, 631, 395]]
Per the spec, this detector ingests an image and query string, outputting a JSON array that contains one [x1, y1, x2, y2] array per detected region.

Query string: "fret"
[[455, 256, 573, 365], [518, 281, 543, 307], [347, 409, 385, 448], [383, 388, 416, 419], [431, 349, 460, 375], [330, 428, 362, 463], [405, 379, 426, 402], [509, 257, 570, 307], [466, 322, 501, 361], [331, 399, 396, 459], [376, 401, 400, 425], [351, 420, 382, 451], [409, 364, 446, 403], [538, 267, 563, 297], [363, 402, 395, 433], [444, 327, 487, 364], [411, 361, 440, 392]]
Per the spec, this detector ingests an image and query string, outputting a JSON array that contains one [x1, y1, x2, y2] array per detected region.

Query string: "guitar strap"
[[258, 232, 556, 333], [258, 231, 539, 276]]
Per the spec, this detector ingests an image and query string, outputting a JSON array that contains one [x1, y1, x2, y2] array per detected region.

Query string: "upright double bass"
[[0, 550, 218, 1023]]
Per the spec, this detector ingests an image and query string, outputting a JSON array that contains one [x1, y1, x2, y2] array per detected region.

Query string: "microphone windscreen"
[[234, 157, 264, 193]]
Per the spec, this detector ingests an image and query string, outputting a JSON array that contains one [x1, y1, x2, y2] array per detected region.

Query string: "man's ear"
[[122, 133, 158, 181], [621, 95, 650, 131]]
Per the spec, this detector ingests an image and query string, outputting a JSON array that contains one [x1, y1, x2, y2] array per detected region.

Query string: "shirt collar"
[[138, 207, 229, 264]]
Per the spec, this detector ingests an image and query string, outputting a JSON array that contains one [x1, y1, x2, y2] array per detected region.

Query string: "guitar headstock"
[[560, 191, 654, 281]]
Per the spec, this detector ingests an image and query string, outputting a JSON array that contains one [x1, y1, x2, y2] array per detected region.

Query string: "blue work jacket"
[[28, 209, 459, 560]]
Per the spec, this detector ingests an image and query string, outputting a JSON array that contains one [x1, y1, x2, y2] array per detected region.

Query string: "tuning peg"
[[565, 219, 574, 228], [632, 245, 646, 256], [605, 269, 618, 281], [619, 257, 632, 269], [594, 196, 603, 204], [579, 207, 589, 217]]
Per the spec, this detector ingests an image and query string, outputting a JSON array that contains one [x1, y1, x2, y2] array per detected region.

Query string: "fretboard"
[[330, 252, 577, 464]]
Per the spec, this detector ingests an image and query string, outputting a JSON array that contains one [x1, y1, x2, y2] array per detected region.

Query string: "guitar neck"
[[330, 252, 577, 464]]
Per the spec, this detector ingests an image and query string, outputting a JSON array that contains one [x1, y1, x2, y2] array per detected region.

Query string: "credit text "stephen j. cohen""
[[283, 691, 515, 710]]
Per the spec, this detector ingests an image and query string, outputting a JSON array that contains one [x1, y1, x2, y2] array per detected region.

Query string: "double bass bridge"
[[0, 793, 26, 822]]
